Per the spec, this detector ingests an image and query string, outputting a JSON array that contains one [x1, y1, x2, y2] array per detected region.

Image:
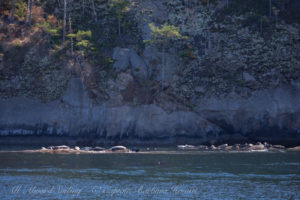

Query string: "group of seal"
[[13, 143, 300, 154], [177, 142, 300, 152], [38, 145, 136, 153]]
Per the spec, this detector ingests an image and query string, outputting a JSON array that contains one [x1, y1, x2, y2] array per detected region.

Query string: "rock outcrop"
[[112, 47, 148, 80], [0, 77, 221, 145], [193, 80, 300, 145], [1, 1, 300, 146], [0, 77, 300, 146]]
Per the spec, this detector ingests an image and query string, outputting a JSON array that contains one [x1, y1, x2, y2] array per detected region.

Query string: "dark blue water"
[[0, 152, 299, 199]]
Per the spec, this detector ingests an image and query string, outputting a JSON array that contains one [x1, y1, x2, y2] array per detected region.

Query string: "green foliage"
[[38, 21, 60, 36], [37, 0, 141, 60], [13, 42, 23, 49], [67, 30, 93, 54], [150, 23, 187, 40], [37, 21, 61, 46], [0, 0, 27, 19], [76, 40, 89, 47], [109, 0, 130, 17], [14, 0, 27, 19], [146, 23, 188, 47], [68, 30, 92, 40]]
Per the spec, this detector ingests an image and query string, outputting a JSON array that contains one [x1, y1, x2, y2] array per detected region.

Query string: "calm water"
[[0, 151, 299, 200]]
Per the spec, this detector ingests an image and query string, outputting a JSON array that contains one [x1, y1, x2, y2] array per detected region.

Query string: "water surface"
[[0, 151, 299, 199]]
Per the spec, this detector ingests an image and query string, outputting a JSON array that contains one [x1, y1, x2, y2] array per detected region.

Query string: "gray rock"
[[194, 81, 300, 143], [272, 145, 285, 149], [194, 86, 206, 93], [197, 145, 208, 150], [129, 49, 148, 80], [92, 147, 105, 151], [269, 145, 285, 152], [112, 48, 147, 80], [287, 146, 300, 151], [131, 148, 140, 152], [82, 147, 92, 151], [143, 46, 180, 83], [112, 47, 130, 72], [0, 76, 221, 140], [61, 77, 90, 109], [243, 72, 256, 82], [1, 75, 300, 145], [143, 46, 158, 77], [115, 73, 133, 91]]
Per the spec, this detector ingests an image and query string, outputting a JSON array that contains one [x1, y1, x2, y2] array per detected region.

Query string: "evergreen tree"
[[90, 0, 97, 23], [25, 0, 30, 24], [28, 0, 33, 26], [10, 0, 15, 23], [109, 0, 130, 36], [62, 0, 67, 44], [69, 13, 73, 55]]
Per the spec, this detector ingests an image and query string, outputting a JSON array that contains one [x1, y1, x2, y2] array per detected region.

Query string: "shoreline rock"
[[1, 80, 300, 146], [176, 142, 290, 152], [177, 145, 198, 150], [36, 145, 132, 154], [2, 143, 300, 154], [287, 146, 300, 151]]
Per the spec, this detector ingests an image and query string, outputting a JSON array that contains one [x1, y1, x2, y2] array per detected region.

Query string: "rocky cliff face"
[[0, 0, 300, 145], [1, 77, 299, 146]]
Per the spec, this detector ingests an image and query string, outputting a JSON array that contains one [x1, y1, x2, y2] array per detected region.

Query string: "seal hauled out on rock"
[[38, 145, 132, 153], [176, 142, 290, 152], [74, 146, 80, 150], [177, 145, 198, 150], [52, 145, 70, 150], [110, 146, 130, 152]]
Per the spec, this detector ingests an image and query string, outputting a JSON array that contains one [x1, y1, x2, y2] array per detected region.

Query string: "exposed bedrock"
[[194, 80, 300, 144], [0, 78, 300, 146]]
